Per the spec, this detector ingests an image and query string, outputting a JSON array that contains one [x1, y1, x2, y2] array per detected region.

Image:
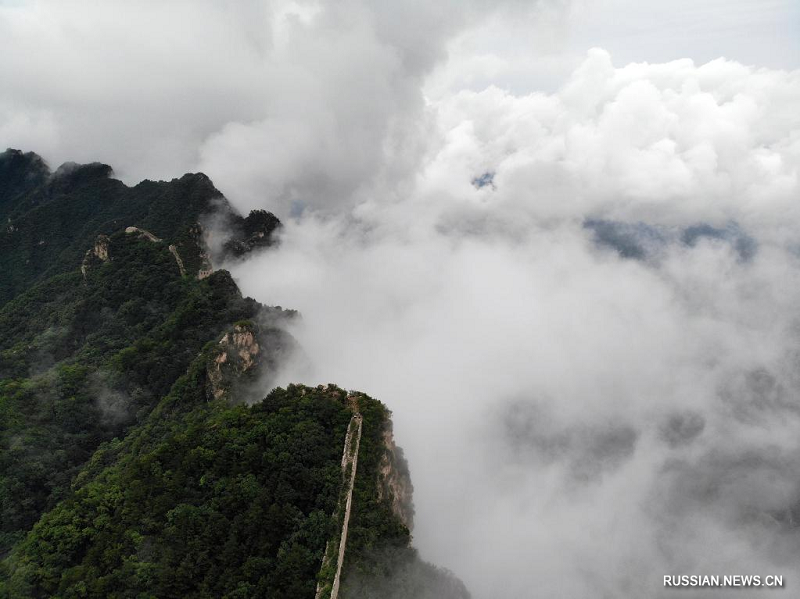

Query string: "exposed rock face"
[[92, 236, 110, 261], [80, 234, 110, 279], [230, 325, 260, 370], [207, 323, 261, 400], [378, 422, 415, 531]]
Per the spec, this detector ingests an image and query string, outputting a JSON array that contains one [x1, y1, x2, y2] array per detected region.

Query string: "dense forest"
[[0, 149, 468, 598]]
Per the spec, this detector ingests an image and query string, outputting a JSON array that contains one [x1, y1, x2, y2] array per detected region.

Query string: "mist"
[[4, 1, 800, 597], [224, 50, 800, 597], [229, 210, 800, 598]]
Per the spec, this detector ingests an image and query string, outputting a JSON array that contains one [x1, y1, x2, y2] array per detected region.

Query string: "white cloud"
[[419, 50, 800, 237], [0, 0, 549, 205], [232, 211, 800, 597], [227, 50, 800, 598]]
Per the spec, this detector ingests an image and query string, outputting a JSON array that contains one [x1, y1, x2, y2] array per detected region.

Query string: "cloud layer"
[[227, 50, 800, 598], [0, 0, 554, 210]]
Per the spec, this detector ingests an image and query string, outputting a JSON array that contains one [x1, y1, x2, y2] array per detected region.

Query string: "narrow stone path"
[[330, 412, 362, 598], [316, 400, 362, 599], [168, 244, 186, 276]]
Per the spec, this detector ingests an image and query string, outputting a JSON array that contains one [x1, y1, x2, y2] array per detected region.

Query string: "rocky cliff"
[[378, 423, 415, 531]]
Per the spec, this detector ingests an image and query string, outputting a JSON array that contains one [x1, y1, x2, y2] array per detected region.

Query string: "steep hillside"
[[0, 228, 294, 556], [2, 374, 465, 598], [3, 381, 354, 598], [0, 151, 291, 554], [0, 151, 469, 599]]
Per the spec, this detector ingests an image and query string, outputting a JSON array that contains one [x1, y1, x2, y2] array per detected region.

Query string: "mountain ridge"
[[0, 148, 282, 305], [0, 150, 469, 598]]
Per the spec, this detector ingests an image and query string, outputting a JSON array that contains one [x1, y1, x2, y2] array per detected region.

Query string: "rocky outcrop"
[[207, 322, 262, 400], [378, 422, 415, 531], [80, 234, 110, 279]]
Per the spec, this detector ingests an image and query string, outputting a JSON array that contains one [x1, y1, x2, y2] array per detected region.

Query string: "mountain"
[[0, 150, 468, 598], [0, 148, 281, 306]]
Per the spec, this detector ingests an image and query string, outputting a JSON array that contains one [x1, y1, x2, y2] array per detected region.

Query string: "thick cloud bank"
[[227, 52, 800, 598], [0, 0, 553, 210]]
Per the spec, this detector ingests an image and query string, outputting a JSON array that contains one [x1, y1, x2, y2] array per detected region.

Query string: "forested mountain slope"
[[0, 150, 469, 599], [0, 151, 292, 556], [0, 149, 280, 306]]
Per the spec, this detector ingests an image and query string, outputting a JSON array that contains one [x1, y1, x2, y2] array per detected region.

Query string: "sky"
[[427, 0, 800, 95], [3, 1, 800, 597]]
